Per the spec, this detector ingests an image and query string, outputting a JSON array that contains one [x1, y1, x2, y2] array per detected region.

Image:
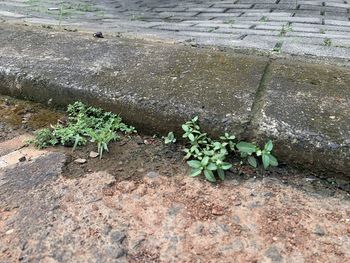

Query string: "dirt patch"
[[1, 96, 350, 262], [0, 96, 62, 142]]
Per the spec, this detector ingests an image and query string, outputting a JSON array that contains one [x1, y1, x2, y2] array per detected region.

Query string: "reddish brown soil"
[[1, 96, 350, 262]]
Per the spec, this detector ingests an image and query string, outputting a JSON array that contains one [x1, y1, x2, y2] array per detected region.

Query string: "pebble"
[[74, 158, 87, 164], [211, 206, 225, 216], [110, 231, 126, 244], [5, 229, 14, 235], [18, 156, 26, 162], [146, 171, 159, 178], [89, 151, 99, 158], [313, 224, 326, 236], [265, 246, 283, 262]]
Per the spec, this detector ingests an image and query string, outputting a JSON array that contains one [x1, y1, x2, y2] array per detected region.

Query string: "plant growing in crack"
[[178, 117, 278, 182], [260, 16, 269, 22], [324, 38, 332, 46]]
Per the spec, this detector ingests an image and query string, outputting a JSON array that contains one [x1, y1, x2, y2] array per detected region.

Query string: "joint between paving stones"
[[245, 60, 273, 140]]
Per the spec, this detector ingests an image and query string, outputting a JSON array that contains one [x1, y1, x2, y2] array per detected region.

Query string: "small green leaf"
[[201, 156, 209, 166], [187, 160, 202, 168], [247, 156, 257, 168], [217, 168, 225, 180], [207, 163, 217, 171], [262, 154, 270, 169], [204, 169, 216, 182], [192, 116, 198, 122], [188, 133, 195, 142], [182, 125, 189, 132], [268, 154, 278, 167], [190, 168, 202, 177], [236, 142, 257, 154], [221, 162, 232, 170], [265, 140, 273, 152]]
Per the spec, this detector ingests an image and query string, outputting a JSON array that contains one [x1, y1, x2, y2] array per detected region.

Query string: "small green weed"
[[273, 41, 283, 53], [179, 117, 278, 182], [224, 19, 235, 24], [164, 132, 176, 144], [324, 38, 332, 46], [31, 102, 136, 158], [279, 25, 293, 36], [260, 16, 269, 22]]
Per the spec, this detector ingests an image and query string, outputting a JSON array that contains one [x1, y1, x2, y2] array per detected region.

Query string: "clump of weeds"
[[166, 117, 278, 182], [31, 101, 135, 158]]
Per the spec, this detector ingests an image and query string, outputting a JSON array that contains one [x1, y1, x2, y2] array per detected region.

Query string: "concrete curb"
[[0, 24, 349, 176]]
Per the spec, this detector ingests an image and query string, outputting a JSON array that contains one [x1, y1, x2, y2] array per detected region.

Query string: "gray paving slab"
[[0, 0, 349, 58], [253, 60, 350, 174]]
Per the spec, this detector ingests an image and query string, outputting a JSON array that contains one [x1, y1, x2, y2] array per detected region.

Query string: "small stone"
[[18, 156, 26, 162], [313, 224, 326, 236], [93, 32, 104, 38], [146, 171, 159, 178], [265, 246, 283, 262], [74, 158, 87, 164], [211, 206, 225, 216], [5, 229, 14, 235], [89, 151, 99, 158], [104, 245, 125, 259], [110, 231, 126, 244]]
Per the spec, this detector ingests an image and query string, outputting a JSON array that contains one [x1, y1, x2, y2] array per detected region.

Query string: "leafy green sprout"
[[164, 132, 176, 144], [324, 38, 332, 46], [279, 25, 293, 36], [260, 16, 269, 22], [180, 117, 278, 182]]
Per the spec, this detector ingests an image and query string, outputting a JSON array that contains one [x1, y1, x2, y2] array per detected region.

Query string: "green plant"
[[164, 132, 176, 144], [224, 19, 235, 24], [87, 126, 118, 159], [59, 1, 63, 27], [32, 128, 58, 149], [260, 16, 268, 22], [279, 25, 293, 36], [181, 117, 278, 182], [324, 38, 332, 46], [31, 102, 135, 158], [273, 41, 283, 53]]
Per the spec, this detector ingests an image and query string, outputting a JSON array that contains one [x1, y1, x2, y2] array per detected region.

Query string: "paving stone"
[[1, 0, 350, 59], [286, 30, 350, 39], [282, 42, 350, 59], [325, 19, 350, 27], [254, 58, 350, 173]]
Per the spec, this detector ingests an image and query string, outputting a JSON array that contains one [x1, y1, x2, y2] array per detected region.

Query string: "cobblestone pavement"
[[1, 1, 350, 58]]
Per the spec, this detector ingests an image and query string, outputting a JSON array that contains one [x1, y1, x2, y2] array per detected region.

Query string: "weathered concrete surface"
[[0, 24, 267, 136], [1, 0, 350, 59], [252, 61, 350, 175], [0, 24, 349, 176]]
